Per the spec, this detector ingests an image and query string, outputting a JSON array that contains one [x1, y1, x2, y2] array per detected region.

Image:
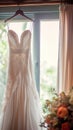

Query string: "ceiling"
[[0, 0, 72, 7], [0, 0, 70, 7]]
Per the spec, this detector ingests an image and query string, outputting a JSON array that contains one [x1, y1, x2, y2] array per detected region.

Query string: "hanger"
[[4, 8, 33, 23]]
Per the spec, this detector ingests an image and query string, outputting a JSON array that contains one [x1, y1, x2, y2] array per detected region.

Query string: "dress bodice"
[[8, 30, 31, 79], [8, 30, 31, 53]]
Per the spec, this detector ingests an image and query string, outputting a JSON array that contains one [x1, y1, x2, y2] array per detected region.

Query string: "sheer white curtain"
[[58, 4, 73, 93]]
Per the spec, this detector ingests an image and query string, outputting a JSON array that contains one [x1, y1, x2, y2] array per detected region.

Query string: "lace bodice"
[[8, 30, 31, 79], [8, 30, 31, 52]]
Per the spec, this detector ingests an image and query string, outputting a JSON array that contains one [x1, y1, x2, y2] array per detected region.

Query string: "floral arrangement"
[[40, 87, 73, 130]]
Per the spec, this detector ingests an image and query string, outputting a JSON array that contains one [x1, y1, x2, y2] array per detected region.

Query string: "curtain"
[[58, 4, 73, 93]]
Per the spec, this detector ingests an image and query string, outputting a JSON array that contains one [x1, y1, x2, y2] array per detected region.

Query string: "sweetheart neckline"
[[8, 29, 31, 44]]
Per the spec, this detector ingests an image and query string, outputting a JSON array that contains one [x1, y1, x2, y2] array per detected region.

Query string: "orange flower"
[[57, 106, 68, 118]]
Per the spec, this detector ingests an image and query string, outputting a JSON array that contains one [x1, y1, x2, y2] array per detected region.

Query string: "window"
[[0, 5, 59, 114], [33, 11, 59, 109], [40, 20, 59, 102]]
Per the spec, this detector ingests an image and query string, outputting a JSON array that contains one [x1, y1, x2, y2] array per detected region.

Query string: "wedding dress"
[[1, 30, 41, 130]]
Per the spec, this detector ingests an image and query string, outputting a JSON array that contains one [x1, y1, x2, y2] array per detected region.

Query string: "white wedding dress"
[[1, 30, 41, 130]]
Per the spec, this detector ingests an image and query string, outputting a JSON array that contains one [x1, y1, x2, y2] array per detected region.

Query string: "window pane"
[[40, 20, 59, 102]]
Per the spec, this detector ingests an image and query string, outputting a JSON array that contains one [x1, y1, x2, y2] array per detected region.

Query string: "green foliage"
[[0, 23, 7, 112], [40, 66, 57, 115]]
